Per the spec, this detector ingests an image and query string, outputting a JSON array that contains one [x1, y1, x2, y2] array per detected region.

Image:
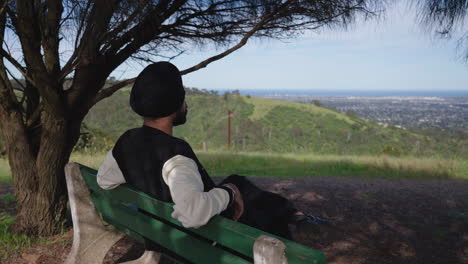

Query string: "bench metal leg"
[[64, 163, 125, 264], [253, 235, 288, 264], [118, 250, 162, 264]]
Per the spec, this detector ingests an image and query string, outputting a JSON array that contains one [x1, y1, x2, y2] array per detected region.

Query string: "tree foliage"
[[417, 0, 468, 58], [0, 0, 383, 235]]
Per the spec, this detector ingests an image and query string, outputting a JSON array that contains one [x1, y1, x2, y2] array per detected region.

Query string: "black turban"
[[130, 62, 185, 118]]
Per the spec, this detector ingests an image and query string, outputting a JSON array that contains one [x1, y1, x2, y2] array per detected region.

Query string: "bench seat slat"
[[92, 193, 251, 264], [80, 165, 326, 264]]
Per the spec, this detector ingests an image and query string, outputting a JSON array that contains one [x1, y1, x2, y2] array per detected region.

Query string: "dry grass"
[[1, 152, 465, 183], [197, 152, 466, 179], [283, 153, 463, 178]]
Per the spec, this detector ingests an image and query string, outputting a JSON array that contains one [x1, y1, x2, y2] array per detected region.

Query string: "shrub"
[[380, 145, 402, 157]]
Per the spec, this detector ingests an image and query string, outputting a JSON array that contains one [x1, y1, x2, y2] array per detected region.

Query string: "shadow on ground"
[[108, 177, 468, 264], [252, 177, 468, 264]]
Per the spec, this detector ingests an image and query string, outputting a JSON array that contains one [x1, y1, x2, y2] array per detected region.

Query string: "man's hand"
[[224, 183, 244, 221]]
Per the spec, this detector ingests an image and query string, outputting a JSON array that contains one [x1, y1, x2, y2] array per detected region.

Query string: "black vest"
[[112, 125, 215, 202]]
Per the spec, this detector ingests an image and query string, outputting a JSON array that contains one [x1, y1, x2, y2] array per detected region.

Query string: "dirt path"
[[2, 177, 468, 264], [250, 177, 468, 264]]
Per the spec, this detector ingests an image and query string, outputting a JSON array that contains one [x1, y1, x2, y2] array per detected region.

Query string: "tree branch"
[[0, 48, 28, 78], [98, 4, 145, 52], [26, 103, 42, 127], [0, 9, 22, 116], [4, 65, 26, 104], [180, 17, 270, 75], [73, 1, 92, 49], [179, 0, 287, 74], [91, 77, 136, 105], [15, 1, 48, 75], [93, 7, 278, 104], [14, 1, 66, 117], [102, 0, 186, 61], [41, 0, 63, 77], [58, 1, 92, 81], [72, 0, 119, 70]]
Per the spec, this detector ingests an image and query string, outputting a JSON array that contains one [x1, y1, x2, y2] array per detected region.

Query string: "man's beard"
[[173, 107, 187, 126]]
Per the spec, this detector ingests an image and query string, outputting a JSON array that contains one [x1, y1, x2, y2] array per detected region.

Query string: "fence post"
[[202, 141, 207, 152]]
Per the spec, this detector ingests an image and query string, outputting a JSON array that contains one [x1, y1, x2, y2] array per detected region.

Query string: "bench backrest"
[[80, 164, 326, 264]]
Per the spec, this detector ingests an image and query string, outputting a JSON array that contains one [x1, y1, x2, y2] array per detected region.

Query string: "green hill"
[[82, 88, 467, 158]]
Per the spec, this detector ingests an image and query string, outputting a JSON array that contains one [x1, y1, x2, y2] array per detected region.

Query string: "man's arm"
[[162, 155, 234, 228], [97, 149, 126, 189]]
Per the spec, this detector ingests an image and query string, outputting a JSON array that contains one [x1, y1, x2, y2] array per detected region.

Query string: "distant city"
[[227, 89, 468, 133], [233, 89, 468, 97]]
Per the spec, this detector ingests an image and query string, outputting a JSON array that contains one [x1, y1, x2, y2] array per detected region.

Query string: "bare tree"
[[0, 0, 382, 236]]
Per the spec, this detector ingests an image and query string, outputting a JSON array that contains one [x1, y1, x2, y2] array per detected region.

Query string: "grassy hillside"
[[83, 88, 467, 158], [245, 96, 354, 124]]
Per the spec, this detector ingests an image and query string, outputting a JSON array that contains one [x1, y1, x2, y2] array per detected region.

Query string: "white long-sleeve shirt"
[[97, 150, 230, 228]]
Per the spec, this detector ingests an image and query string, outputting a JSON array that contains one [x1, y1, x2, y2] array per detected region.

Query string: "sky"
[[132, 1, 463, 92], [3, 2, 467, 92], [6, 1, 465, 93]]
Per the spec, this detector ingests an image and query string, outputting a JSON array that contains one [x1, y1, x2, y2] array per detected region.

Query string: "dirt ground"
[[2, 176, 468, 264]]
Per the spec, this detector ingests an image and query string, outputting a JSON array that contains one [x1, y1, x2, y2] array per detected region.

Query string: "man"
[[97, 62, 243, 229], [97, 62, 326, 256]]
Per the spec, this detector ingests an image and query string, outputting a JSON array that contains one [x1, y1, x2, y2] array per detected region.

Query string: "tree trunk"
[[1, 111, 39, 235], [1, 109, 80, 236]]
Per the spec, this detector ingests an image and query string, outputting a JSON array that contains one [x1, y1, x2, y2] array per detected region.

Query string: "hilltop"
[[83, 88, 467, 158]]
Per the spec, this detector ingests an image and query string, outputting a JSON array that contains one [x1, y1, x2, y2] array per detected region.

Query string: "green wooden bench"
[[63, 162, 326, 264]]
